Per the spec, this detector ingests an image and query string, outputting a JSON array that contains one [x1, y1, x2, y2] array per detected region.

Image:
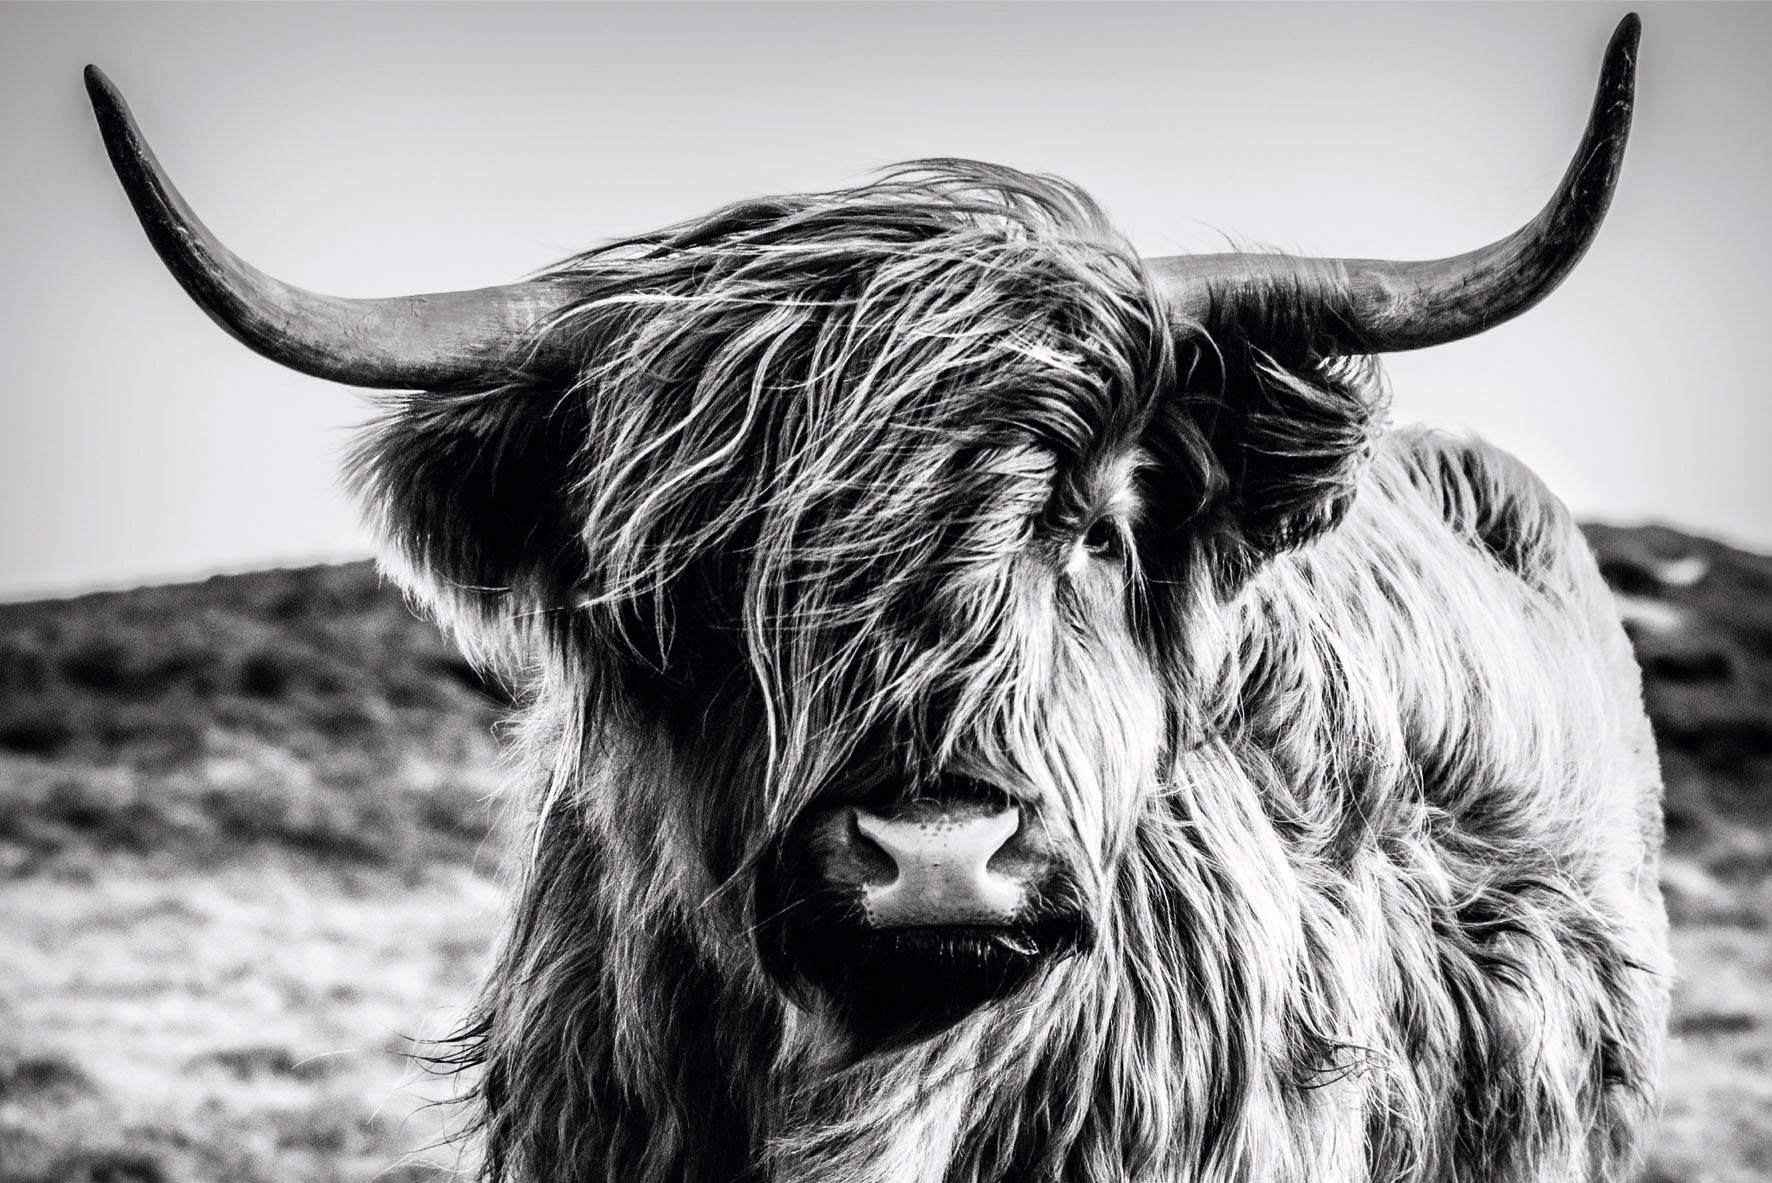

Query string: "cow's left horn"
[[85, 66, 575, 390], [1147, 13, 1641, 354]]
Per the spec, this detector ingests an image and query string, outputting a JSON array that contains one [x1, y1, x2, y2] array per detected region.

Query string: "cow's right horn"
[[85, 65, 577, 391], [1147, 13, 1641, 356]]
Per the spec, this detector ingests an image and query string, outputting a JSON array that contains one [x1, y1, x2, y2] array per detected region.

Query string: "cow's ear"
[[346, 386, 588, 660], [1206, 350, 1385, 558]]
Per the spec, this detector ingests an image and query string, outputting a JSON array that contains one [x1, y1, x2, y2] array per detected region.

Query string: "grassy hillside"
[[1, 528, 1768, 1182], [1583, 525, 1772, 1183], [0, 562, 510, 878], [1586, 525, 1772, 884], [0, 564, 512, 1183]]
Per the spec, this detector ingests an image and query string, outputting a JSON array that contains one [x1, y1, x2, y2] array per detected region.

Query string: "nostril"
[[845, 810, 899, 884]]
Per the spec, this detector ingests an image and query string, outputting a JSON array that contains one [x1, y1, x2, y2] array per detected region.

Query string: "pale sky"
[[3, 2, 1768, 600]]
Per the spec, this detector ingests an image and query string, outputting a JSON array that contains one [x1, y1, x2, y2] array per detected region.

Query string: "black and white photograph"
[[2, 3, 1769, 1181]]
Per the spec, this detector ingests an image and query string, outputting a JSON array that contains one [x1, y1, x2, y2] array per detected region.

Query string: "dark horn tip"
[[1605, 15, 1642, 85], [84, 64, 119, 108], [1591, 15, 1640, 158], [83, 66, 135, 147]]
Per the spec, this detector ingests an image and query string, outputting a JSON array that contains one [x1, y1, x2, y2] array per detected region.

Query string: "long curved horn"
[[1146, 13, 1641, 354], [85, 66, 576, 390]]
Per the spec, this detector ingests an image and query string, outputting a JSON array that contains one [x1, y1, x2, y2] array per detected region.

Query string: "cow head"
[[85, 18, 1639, 1051]]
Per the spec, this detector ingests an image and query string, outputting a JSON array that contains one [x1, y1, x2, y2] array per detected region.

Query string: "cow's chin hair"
[[761, 907, 1085, 1054]]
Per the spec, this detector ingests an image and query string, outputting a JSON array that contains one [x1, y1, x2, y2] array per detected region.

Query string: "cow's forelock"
[[528, 164, 1184, 931]]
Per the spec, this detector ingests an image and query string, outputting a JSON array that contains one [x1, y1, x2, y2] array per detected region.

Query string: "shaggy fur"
[[347, 162, 1669, 1182]]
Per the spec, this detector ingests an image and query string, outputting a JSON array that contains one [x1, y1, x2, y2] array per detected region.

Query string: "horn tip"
[[83, 65, 133, 137], [1597, 13, 1641, 131], [83, 64, 117, 105], [1609, 14, 1642, 66]]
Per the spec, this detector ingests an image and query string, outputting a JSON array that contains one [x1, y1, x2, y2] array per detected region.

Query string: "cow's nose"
[[849, 800, 1035, 927]]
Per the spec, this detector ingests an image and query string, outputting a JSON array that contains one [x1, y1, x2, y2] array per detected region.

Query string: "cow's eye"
[[1080, 517, 1122, 560]]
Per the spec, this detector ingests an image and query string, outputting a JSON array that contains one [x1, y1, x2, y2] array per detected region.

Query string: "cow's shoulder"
[[1379, 426, 1584, 591]]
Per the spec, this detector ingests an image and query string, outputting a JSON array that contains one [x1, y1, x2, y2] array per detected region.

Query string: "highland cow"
[[87, 15, 1669, 1183]]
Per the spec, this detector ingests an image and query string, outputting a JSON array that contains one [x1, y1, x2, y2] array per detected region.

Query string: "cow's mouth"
[[793, 916, 1082, 1049], [757, 784, 1086, 1050]]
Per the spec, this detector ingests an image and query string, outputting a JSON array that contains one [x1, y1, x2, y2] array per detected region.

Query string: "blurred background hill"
[[0, 563, 510, 879], [0, 564, 510, 1183], [1, 525, 1767, 1182]]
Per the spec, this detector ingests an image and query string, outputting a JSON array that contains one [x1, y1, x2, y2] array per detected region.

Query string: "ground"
[[0, 565, 508, 1182], [1, 529, 1767, 1182]]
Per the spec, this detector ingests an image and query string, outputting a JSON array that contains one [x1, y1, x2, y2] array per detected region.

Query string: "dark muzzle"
[[764, 775, 1083, 1049]]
